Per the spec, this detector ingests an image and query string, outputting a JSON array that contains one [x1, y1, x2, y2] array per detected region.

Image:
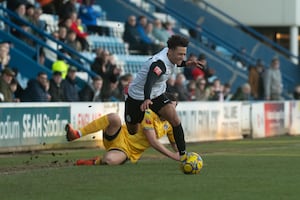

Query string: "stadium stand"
[[0, 0, 299, 98], [97, 0, 299, 96]]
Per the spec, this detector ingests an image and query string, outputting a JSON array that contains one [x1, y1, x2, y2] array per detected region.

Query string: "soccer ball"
[[181, 152, 203, 174]]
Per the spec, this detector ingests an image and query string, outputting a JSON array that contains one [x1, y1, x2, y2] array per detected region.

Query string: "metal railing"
[[0, 5, 98, 78]]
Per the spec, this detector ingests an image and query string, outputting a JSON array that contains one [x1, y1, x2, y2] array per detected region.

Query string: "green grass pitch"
[[1, 135, 300, 200]]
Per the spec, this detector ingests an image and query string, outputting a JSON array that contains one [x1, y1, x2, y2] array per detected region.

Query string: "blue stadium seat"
[[87, 35, 127, 54]]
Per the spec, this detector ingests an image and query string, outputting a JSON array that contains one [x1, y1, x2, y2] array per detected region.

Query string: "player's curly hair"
[[167, 35, 189, 49]]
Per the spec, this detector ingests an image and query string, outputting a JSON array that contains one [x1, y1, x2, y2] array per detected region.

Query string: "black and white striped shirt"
[[128, 48, 176, 100]]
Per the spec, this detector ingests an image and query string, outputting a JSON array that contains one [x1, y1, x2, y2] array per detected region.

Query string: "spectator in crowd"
[[231, 83, 253, 101], [78, 0, 109, 35], [101, 77, 120, 102], [136, 15, 159, 55], [9, 78, 20, 102], [264, 57, 283, 101], [0, 68, 16, 102], [79, 75, 103, 101], [174, 73, 189, 101], [186, 80, 196, 101], [91, 48, 105, 76], [48, 71, 64, 102], [232, 47, 248, 70], [223, 83, 233, 101], [195, 78, 210, 101], [45, 26, 69, 61], [206, 67, 218, 84], [36, 0, 56, 15], [61, 13, 89, 51], [184, 52, 212, 84], [152, 19, 170, 45], [248, 59, 265, 100], [145, 22, 164, 53], [164, 21, 175, 37], [183, 53, 197, 81], [293, 84, 300, 100], [76, 17, 87, 36], [52, 48, 70, 79], [96, 52, 121, 102], [56, 26, 68, 44], [191, 53, 206, 81], [209, 78, 223, 101], [25, 3, 35, 23], [10, 2, 33, 46], [21, 71, 51, 102], [7, 0, 24, 12], [91, 49, 121, 82], [58, 0, 77, 23], [11, 68, 27, 99], [44, 30, 60, 62], [123, 15, 143, 54], [65, 29, 82, 62], [30, 7, 47, 41], [0, 40, 11, 71], [116, 73, 133, 101], [61, 66, 80, 102], [196, 55, 217, 85]]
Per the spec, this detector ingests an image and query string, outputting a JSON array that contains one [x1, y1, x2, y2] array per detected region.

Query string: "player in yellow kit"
[[65, 93, 180, 165]]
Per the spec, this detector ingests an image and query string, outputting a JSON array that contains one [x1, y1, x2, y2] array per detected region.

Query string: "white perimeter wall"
[[1, 101, 300, 152]]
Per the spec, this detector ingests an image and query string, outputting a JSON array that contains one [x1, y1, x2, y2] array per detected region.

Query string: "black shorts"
[[125, 93, 171, 124]]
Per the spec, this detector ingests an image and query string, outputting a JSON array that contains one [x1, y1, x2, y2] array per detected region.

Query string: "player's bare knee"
[[103, 155, 122, 165], [107, 113, 121, 127]]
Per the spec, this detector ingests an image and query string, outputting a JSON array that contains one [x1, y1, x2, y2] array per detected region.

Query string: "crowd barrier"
[[0, 101, 299, 153]]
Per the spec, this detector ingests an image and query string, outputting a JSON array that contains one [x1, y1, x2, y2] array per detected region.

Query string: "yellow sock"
[[80, 115, 109, 136]]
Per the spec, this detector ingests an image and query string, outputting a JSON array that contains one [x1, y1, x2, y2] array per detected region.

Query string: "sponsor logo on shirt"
[[153, 66, 162, 76], [145, 118, 152, 124]]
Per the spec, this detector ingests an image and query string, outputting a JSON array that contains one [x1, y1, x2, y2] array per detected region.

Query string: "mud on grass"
[[0, 150, 77, 175]]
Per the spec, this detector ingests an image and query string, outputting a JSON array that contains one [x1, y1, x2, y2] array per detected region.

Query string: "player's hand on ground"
[[180, 152, 188, 163], [140, 99, 153, 111]]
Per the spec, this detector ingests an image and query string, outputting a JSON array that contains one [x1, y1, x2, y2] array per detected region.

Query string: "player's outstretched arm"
[[169, 141, 178, 153], [144, 129, 180, 161]]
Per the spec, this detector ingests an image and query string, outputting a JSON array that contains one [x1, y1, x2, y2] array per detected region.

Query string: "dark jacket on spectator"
[[21, 79, 49, 102], [49, 78, 64, 101], [123, 21, 141, 50], [61, 76, 80, 102], [79, 83, 102, 102]]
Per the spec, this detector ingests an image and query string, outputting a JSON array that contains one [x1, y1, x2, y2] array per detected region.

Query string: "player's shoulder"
[[141, 109, 156, 127], [144, 109, 157, 118]]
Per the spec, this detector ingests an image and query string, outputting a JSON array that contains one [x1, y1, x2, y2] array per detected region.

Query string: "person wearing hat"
[[0, 68, 16, 102], [52, 48, 69, 79]]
